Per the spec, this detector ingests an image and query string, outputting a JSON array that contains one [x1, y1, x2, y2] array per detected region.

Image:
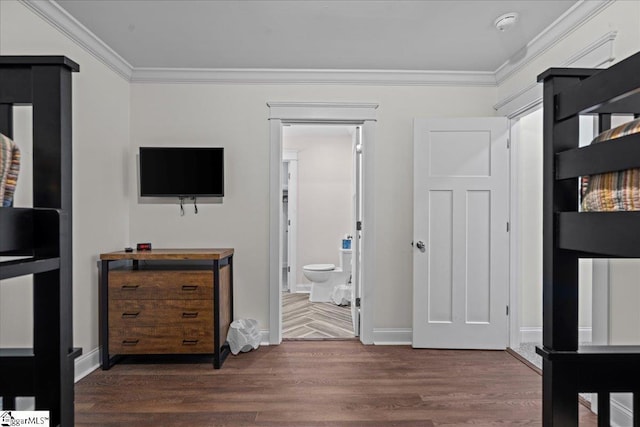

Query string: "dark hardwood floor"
[[76, 341, 597, 426]]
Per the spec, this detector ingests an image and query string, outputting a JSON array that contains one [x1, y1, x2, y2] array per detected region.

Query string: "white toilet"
[[303, 248, 352, 303]]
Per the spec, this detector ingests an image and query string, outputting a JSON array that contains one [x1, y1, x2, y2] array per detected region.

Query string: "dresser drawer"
[[109, 299, 213, 327], [109, 270, 213, 299], [109, 326, 213, 354]]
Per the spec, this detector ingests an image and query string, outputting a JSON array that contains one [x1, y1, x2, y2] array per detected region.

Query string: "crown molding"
[[22, 0, 613, 86], [562, 30, 617, 69], [493, 30, 617, 118], [130, 68, 496, 86], [494, 0, 614, 85], [19, 0, 133, 81]]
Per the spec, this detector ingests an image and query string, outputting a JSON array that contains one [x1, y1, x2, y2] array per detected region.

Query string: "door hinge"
[[288, 219, 291, 226], [506, 305, 509, 316], [287, 266, 290, 273], [507, 138, 511, 149], [356, 221, 362, 231], [506, 221, 510, 232], [355, 297, 361, 307]]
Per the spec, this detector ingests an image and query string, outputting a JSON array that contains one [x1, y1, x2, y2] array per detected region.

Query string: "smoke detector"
[[494, 12, 519, 32]]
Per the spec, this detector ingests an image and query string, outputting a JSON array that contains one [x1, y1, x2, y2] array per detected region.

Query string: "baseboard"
[[519, 327, 542, 343], [373, 328, 412, 345], [520, 327, 592, 344], [74, 347, 100, 383], [295, 284, 311, 293], [260, 330, 271, 346]]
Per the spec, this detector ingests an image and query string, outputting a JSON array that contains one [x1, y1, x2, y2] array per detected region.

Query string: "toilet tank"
[[339, 248, 353, 272]]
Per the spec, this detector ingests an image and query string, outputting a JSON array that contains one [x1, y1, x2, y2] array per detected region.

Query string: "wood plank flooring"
[[75, 341, 598, 426], [282, 292, 353, 339]]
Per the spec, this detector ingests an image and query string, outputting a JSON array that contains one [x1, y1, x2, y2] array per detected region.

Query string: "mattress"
[[581, 118, 640, 211]]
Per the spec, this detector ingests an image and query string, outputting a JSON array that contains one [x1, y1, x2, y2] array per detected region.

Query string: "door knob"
[[416, 241, 426, 252]]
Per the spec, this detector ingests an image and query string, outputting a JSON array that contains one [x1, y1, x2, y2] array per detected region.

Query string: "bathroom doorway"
[[268, 101, 378, 345], [280, 124, 360, 339]]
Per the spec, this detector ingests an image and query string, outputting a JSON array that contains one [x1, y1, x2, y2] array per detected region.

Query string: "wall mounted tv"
[[139, 147, 224, 197]]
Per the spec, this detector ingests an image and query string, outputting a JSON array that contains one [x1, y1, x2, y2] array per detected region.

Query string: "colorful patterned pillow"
[[581, 118, 640, 211], [0, 133, 21, 207]]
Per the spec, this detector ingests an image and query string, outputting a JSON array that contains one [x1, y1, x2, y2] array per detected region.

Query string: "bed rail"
[[555, 132, 640, 179], [558, 211, 640, 257]]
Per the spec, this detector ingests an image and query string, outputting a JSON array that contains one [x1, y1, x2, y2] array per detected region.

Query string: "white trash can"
[[227, 318, 261, 355], [331, 284, 351, 306]]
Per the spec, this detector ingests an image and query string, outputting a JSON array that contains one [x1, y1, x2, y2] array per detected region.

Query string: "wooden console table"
[[99, 248, 234, 369]]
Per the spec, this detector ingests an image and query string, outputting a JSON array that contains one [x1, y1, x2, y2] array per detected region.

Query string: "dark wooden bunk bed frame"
[[538, 51, 640, 426], [0, 56, 80, 427]]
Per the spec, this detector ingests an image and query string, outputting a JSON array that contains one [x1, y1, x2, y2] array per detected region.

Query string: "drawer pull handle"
[[182, 312, 199, 318], [121, 284, 139, 290], [182, 339, 199, 345], [122, 312, 140, 318], [182, 285, 198, 291], [122, 339, 139, 346]]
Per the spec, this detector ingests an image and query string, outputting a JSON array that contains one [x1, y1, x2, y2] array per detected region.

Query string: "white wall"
[[1, 0, 498, 351], [603, 115, 640, 350], [516, 110, 593, 334], [608, 258, 640, 425], [283, 126, 353, 286], [5, 0, 638, 355], [0, 0, 131, 354], [609, 260, 640, 345], [130, 83, 497, 331], [516, 109, 543, 331]]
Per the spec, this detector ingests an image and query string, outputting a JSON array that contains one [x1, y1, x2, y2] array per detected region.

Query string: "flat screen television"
[[139, 147, 224, 197]]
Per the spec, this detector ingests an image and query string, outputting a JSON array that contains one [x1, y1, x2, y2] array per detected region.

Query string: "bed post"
[[538, 51, 640, 427], [538, 68, 596, 426]]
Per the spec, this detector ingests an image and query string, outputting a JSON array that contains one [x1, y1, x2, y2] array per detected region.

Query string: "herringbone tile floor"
[[282, 292, 354, 339]]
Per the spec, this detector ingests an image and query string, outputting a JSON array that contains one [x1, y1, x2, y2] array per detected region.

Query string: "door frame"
[[509, 108, 608, 349], [501, 31, 616, 351], [352, 126, 362, 336], [267, 102, 378, 345]]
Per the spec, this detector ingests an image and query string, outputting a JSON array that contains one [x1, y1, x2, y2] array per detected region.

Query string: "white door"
[[285, 157, 298, 292], [352, 126, 362, 336], [413, 117, 509, 349]]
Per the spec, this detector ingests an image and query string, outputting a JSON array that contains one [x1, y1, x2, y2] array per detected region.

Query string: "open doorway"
[[267, 101, 378, 345], [510, 107, 594, 364], [281, 125, 359, 339]]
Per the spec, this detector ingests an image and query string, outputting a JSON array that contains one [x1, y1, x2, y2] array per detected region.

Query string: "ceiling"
[[55, 0, 578, 72]]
